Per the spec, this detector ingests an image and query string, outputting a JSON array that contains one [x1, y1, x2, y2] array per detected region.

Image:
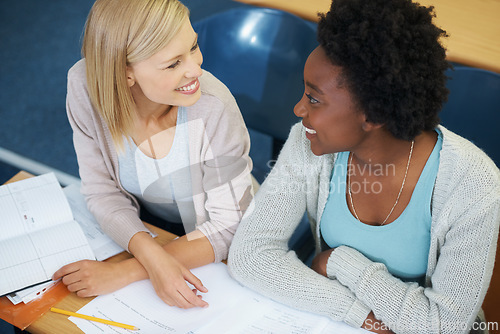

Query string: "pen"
[[50, 307, 139, 331]]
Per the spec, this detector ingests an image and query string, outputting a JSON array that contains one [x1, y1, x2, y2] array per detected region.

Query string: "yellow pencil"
[[50, 307, 139, 331]]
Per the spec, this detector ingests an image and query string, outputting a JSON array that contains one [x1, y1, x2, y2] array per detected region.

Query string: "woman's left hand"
[[311, 248, 336, 277]]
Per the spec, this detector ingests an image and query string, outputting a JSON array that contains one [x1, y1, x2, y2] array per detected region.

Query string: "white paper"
[[193, 295, 331, 334], [7, 281, 57, 305], [70, 263, 244, 333], [6, 182, 126, 303], [63, 184, 123, 261], [71, 263, 370, 334], [0, 173, 95, 296]]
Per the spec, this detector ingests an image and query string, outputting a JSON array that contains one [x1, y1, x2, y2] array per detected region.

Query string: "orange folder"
[[0, 281, 70, 330]]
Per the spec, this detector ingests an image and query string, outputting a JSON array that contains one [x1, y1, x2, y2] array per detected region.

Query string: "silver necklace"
[[347, 140, 414, 226]]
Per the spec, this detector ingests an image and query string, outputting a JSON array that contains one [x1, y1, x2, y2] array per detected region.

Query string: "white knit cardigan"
[[228, 123, 500, 333]]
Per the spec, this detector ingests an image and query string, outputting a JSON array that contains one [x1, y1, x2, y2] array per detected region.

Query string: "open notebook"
[[0, 173, 95, 296]]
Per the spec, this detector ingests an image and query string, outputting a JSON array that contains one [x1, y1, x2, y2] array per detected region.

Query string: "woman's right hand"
[[129, 232, 209, 309], [53, 259, 133, 297], [148, 248, 209, 309]]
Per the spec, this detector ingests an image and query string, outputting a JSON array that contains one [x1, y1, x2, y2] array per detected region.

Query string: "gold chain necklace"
[[347, 140, 414, 226]]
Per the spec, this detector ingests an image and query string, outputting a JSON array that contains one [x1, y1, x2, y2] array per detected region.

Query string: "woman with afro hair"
[[228, 0, 500, 333]]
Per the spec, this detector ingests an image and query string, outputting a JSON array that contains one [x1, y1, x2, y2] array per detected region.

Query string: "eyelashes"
[[167, 60, 181, 69], [302, 80, 320, 104], [164, 43, 199, 70], [305, 93, 319, 104]]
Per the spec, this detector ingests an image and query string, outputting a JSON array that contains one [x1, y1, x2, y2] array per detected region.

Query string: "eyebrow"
[[160, 34, 199, 65], [305, 80, 324, 95]]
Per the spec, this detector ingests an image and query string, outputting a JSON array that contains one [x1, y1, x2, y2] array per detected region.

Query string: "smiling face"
[[294, 46, 368, 156], [127, 17, 203, 110]]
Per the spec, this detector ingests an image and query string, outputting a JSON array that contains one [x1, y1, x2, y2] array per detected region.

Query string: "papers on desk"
[[6, 281, 57, 305], [0, 173, 95, 296], [4, 176, 124, 304], [70, 263, 369, 334]]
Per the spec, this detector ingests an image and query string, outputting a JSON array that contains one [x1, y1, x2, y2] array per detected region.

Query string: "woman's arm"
[[53, 230, 214, 300], [189, 72, 254, 262], [66, 61, 150, 249], [228, 124, 371, 328], [127, 232, 209, 309], [312, 249, 394, 334], [325, 165, 500, 333]]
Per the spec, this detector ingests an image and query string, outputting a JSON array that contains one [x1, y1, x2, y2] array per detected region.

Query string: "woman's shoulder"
[[66, 59, 90, 102], [436, 125, 500, 199], [67, 59, 86, 82], [439, 125, 499, 177], [198, 69, 235, 107], [187, 70, 243, 127], [66, 59, 105, 131]]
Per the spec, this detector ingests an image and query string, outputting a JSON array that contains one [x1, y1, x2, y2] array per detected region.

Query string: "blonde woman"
[[53, 0, 254, 309]]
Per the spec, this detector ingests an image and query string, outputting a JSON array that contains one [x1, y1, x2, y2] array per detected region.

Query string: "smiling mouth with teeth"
[[176, 80, 198, 92], [305, 127, 317, 134]]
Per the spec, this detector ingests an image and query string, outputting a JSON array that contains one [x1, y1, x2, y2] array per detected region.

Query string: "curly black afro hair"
[[317, 0, 450, 140]]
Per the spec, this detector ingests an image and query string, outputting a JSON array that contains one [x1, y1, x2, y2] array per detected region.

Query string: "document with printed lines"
[[0, 173, 95, 296]]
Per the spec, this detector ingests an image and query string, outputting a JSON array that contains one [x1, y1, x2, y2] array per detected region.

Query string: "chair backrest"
[[193, 6, 318, 144], [439, 66, 500, 167]]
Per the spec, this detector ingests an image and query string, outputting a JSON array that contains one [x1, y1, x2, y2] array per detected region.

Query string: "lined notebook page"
[[30, 222, 95, 275], [0, 187, 24, 240], [0, 173, 95, 295], [7, 173, 74, 232], [0, 234, 47, 294]]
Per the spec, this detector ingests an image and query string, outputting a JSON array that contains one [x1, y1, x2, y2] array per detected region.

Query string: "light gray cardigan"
[[66, 59, 253, 262], [228, 123, 500, 333]]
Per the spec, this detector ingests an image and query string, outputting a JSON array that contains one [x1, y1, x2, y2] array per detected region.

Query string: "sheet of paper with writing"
[[192, 294, 331, 333], [5, 182, 126, 305], [70, 263, 370, 334], [0, 173, 95, 296], [193, 277, 369, 334], [69, 263, 245, 333], [5, 183, 123, 305]]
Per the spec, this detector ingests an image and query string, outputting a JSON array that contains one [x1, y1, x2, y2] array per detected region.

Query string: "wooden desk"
[[234, 0, 500, 73], [4, 172, 178, 334]]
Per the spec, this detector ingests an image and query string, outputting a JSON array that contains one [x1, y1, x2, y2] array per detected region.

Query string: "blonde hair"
[[82, 0, 189, 149]]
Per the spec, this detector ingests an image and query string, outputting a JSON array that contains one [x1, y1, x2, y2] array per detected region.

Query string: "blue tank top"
[[320, 130, 443, 281]]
